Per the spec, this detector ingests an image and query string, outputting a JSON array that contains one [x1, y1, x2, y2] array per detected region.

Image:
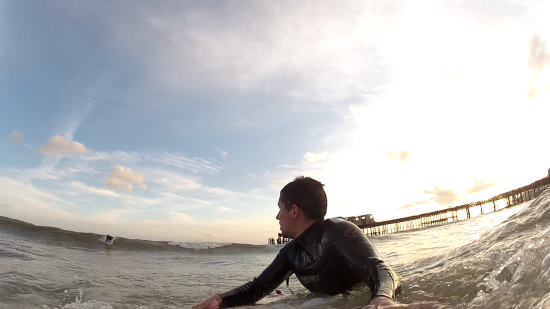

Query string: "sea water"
[[1, 188, 550, 309]]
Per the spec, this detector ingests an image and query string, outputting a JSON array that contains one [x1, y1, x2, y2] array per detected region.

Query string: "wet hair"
[[280, 176, 327, 220]]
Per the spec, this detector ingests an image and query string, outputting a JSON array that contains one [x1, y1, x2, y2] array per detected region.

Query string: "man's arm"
[[192, 250, 293, 308], [330, 221, 400, 300]]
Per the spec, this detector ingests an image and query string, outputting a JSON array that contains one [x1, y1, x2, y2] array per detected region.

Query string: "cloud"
[[69, 181, 163, 209], [159, 192, 209, 206], [423, 186, 462, 206], [528, 32, 550, 73], [398, 150, 410, 162], [64, 1, 397, 104], [381, 149, 411, 162], [401, 179, 499, 210], [12, 156, 84, 182], [463, 178, 500, 194], [147, 170, 202, 192], [201, 187, 244, 198], [70, 181, 120, 197], [38, 135, 91, 155], [168, 210, 192, 222], [526, 81, 538, 100], [220, 151, 228, 158], [104, 166, 145, 193], [214, 206, 236, 213], [145, 153, 221, 174], [526, 33, 550, 99], [440, 70, 463, 82], [10, 131, 24, 142], [397, 199, 432, 210], [303, 151, 329, 163]]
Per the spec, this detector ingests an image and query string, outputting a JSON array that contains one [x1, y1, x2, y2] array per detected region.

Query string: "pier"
[[269, 233, 291, 245], [269, 176, 550, 243], [350, 176, 550, 236]]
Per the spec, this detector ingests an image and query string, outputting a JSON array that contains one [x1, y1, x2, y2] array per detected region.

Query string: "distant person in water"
[[106, 235, 113, 241], [192, 176, 438, 309]]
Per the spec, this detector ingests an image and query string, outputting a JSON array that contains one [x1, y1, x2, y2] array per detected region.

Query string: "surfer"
[[106, 235, 113, 242], [192, 176, 438, 309]]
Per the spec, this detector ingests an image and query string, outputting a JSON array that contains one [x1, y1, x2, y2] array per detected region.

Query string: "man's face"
[[276, 199, 293, 238]]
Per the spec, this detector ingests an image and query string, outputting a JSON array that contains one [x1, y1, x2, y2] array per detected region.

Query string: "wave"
[[396, 186, 550, 308], [0, 216, 278, 254]]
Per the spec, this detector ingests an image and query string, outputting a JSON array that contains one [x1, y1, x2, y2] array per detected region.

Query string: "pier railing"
[[352, 177, 550, 236]]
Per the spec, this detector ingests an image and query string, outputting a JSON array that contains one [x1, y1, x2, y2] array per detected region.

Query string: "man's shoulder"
[[323, 218, 364, 240], [325, 217, 357, 228], [278, 238, 298, 255]]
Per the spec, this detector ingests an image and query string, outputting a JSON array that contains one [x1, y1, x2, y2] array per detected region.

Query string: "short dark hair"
[[280, 176, 327, 220]]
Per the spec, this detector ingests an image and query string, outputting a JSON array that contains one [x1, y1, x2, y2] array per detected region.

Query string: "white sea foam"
[[63, 300, 114, 309], [167, 241, 231, 250]]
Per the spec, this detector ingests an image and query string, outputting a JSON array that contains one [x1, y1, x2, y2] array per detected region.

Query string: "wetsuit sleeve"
[[329, 221, 400, 300], [218, 250, 293, 308]]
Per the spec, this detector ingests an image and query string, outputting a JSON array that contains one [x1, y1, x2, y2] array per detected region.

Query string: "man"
[[192, 176, 435, 309]]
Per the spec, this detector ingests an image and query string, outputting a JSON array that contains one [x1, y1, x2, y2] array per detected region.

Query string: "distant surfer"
[[102, 234, 114, 245], [192, 176, 438, 309]]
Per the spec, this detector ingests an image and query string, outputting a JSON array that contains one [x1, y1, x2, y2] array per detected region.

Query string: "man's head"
[[276, 176, 327, 238], [279, 176, 327, 220]]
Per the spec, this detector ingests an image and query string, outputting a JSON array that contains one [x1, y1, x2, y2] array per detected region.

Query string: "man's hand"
[[191, 295, 222, 309], [362, 296, 439, 309]]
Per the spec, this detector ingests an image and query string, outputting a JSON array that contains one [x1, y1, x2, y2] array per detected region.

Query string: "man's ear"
[[291, 204, 300, 218]]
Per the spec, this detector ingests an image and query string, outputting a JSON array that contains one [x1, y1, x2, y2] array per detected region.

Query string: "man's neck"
[[293, 219, 318, 238]]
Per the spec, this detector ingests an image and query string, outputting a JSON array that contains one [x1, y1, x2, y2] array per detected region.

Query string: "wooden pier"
[[269, 233, 291, 245], [352, 176, 550, 236], [269, 176, 550, 243]]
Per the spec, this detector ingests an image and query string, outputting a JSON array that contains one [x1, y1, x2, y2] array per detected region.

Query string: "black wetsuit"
[[219, 218, 400, 307]]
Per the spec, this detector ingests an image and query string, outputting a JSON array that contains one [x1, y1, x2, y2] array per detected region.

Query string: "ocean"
[[1, 187, 550, 309]]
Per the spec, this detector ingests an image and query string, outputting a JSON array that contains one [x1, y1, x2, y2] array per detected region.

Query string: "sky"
[[1, 0, 549, 245]]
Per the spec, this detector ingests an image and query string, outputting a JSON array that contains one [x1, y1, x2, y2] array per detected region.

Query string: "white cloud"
[[68, 181, 162, 209], [70, 181, 120, 197], [528, 32, 550, 73], [146, 170, 202, 192], [397, 199, 431, 210], [303, 151, 329, 163], [381, 149, 411, 162], [10, 131, 24, 142], [69, 1, 399, 104], [526, 33, 550, 100], [423, 187, 462, 206], [168, 210, 192, 222], [463, 178, 500, 194], [144, 153, 221, 174], [38, 135, 91, 155], [104, 165, 145, 193], [201, 187, 245, 198], [214, 206, 236, 213], [159, 192, 209, 206], [0, 177, 78, 222]]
